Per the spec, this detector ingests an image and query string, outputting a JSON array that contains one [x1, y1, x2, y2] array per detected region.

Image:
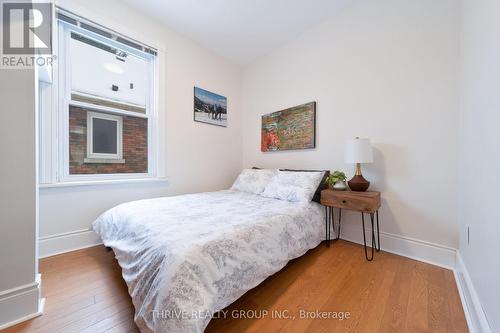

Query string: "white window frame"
[[38, 8, 164, 186], [85, 111, 123, 162]]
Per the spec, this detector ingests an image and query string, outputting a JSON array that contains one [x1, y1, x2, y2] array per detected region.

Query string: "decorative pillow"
[[280, 169, 330, 203], [261, 170, 326, 203], [230, 169, 277, 194]]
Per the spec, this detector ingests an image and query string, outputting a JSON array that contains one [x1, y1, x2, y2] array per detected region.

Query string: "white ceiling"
[[122, 0, 351, 65]]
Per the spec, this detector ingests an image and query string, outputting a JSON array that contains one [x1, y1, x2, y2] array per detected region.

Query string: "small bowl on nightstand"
[[331, 180, 347, 191]]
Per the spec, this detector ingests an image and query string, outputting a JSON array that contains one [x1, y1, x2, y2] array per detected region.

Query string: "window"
[[85, 112, 123, 162], [39, 9, 161, 184]]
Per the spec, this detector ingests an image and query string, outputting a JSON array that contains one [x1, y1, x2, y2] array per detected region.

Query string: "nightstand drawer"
[[321, 190, 380, 213]]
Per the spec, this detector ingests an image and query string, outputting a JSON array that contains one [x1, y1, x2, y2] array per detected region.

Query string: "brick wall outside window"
[[69, 106, 148, 174]]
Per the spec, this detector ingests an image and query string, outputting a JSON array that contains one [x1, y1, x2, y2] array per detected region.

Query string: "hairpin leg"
[[375, 210, 380, 252], [329, 208, 341, 242], [362, 212, 374, 261], [325, 206, 329, 246], [325, 206, 345, 246], [329, 207, 334, 245], [328, 207, 330, 244], [337, 208, 342, 240], [370, 213, 377, 252], [329, 207, 332, 242]]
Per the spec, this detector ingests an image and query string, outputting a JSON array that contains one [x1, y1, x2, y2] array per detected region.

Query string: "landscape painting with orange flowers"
[[261, 102, 316, 152]]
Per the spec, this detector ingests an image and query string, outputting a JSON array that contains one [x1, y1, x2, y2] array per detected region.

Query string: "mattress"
[[92, 190, 325, 332]]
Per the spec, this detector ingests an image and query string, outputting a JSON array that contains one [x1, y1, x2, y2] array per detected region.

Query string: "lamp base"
[[348, 174, 370, 192]]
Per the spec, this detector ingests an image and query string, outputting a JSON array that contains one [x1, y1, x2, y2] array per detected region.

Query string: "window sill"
[[39, 177, 168, 189], [84, 158, 126, 164]]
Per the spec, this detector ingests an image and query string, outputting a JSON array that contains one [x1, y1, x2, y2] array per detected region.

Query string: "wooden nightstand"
[[320, 189, 381, 261]]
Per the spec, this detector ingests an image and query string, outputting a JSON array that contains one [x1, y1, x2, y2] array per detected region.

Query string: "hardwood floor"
[[3, 241, 468, 333]]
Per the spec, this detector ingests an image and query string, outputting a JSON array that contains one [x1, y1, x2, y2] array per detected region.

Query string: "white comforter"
[[92, 190, 324, 333]]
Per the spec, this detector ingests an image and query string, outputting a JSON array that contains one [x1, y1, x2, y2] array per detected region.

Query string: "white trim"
[[39, 219, 457, 268], [454, 266, 475, 332], [84, 157, 125, 164], [73, 90, 147, 109], [147, 42, 159, 178], [56, 6, 158, 56], [339, 221, 457, 269], [55, 172, 160, 183], [70, 98, 148, 118], [38, 229, 102, 259], [455, 252, 492, 333], [0, 282, 38, 299], [58, 21, 157, 182], [41, 219, 456, 269], [56, 21, 67, 184], [54, 5, 166, 54], [86, 111, 123, 160], [0, 275, 45, 330], [0, 300, 44, 331], [39, 177, 167, 188], [39, 16, 161, 186], [39, 82, 56, 183]]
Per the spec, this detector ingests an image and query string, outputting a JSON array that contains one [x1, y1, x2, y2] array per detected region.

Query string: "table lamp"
[[345, 137, 373, 191]]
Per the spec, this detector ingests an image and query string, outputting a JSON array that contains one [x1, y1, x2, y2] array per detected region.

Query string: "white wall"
[[28, 0, 500, 329], [0, 68, 42, 326], [39, 0, 242, 256], [242, 0, 460, 249], [458, 0, 500, 331]]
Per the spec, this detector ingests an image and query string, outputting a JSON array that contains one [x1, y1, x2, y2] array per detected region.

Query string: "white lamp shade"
[[345, 138, 373, 164]]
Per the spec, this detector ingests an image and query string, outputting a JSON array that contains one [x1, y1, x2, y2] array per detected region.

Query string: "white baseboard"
[[339, 222, 457, 269], [454, 252, 492, 333], [39, 229, 102, 258], [40, 222, 456, 268], [0, 274, 45, 330]]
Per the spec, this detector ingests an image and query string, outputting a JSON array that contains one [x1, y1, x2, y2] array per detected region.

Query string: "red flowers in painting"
[[261, 128, 280, 151]]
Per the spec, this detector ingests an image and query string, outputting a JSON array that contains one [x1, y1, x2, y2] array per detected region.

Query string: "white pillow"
[[230, 169, 277, 194], [261, 170, 325, 203]]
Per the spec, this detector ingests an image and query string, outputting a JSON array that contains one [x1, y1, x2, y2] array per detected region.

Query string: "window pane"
[[69, 105, 148, 175], [92, 117, 117, 154]]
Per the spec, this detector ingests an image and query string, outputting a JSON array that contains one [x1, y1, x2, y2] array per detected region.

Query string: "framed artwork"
[[194, 87, 227, 127], [261, 101, 316, 152]]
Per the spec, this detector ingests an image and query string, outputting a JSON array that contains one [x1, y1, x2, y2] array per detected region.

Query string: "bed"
[[92, 171, 326, 333]]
